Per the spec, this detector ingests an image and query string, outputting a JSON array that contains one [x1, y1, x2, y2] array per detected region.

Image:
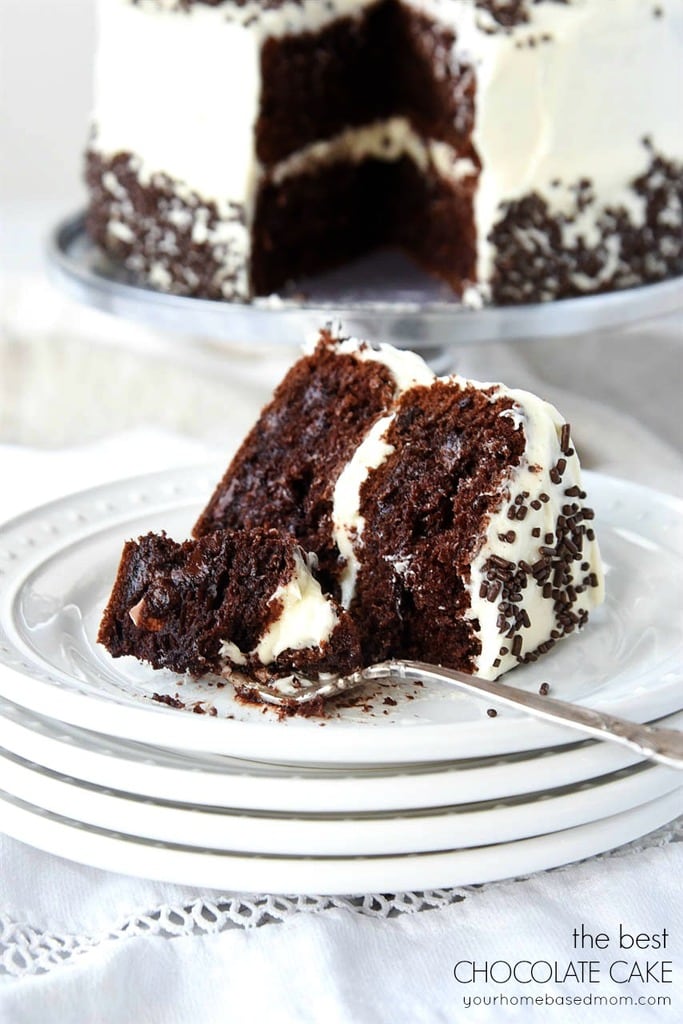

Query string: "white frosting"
[[93, 0, 262, 202], [462, 384, 605, 679], [333, 414, 397, 608], [218, 640, 248, 667], [410, 0, 683, 284], [330, 337, 436, 391], [271, 117, 478, 185], [218, 549, 339, 667], [137, 0, 377, 32]]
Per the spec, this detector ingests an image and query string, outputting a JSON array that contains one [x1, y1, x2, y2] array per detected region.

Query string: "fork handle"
[[363, 661, 683, 770]]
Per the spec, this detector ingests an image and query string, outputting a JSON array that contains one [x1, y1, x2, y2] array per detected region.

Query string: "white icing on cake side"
[[93, 0, 262, 203], [461, 385, 605, 679], [409, 0, 683, 289], [133, 0, 378, 32]]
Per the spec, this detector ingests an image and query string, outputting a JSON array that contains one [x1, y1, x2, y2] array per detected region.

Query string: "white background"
[[1, 0, 94, 274], [1, 0, 93, 205]]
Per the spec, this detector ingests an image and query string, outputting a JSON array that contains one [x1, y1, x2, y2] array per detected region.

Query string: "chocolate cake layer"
[[98, 527, 361, 678], [252, 159, 396, 296], [352, 380, 524, 667], [257, 1, 476, 166], [193, 334, 398, 589], [257, 1, 394, 165], [390, 158, 478, 294], [391, 5, 476, 149], [252, 155, 476, 296]]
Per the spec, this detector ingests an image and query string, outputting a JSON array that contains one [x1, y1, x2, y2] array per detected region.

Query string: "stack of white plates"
[[0, 467, 680, 894]]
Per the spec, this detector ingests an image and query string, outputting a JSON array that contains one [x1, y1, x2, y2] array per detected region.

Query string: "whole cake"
[[85, 0, 683, 305], [99, 332, 605, 688]]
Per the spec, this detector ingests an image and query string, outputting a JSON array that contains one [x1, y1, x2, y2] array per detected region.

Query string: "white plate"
[[0, 468, 681, 764], [0, 782, 679, 894], [49, 213, 683, 347], [0, 691, 680, 813], [0, 740, 678, 855]]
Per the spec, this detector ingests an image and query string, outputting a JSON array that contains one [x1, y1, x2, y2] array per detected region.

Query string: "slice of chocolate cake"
[[98, 527, 361, 681], [193, 330, 605, 680], [100, 331, 604, 690]]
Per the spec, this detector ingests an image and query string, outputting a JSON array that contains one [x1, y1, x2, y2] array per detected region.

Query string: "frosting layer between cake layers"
[[86, 0, 683, 302]]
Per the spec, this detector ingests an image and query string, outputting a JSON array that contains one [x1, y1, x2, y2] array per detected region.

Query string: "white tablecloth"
[[0, 280, 682, 1022]]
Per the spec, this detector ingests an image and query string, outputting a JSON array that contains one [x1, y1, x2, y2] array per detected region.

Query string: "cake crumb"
[[152, 693, 185, 709]]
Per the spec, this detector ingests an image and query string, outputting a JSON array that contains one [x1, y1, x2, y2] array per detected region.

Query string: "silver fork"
[[252, 660, 683, 770]]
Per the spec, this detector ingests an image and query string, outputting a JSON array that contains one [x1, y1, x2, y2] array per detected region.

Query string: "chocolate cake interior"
[[251, 0, 479, 295], [194, 338, 397, 592], [353, 382, 525, 667], [99, 529, 297, 675], [256, 2, 396, 164], [252, 157, 477, 296], [98, 527, 361, 678]]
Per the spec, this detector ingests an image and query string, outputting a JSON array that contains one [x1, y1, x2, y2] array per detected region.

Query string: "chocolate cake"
[[100, 331, 604, 686], [98, 526, 361, 680], [86, 0, 682, 305]]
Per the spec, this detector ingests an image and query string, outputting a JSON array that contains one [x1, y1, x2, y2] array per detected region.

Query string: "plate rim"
[[0, 781, 679, 894], [0, 737, 679, 856], [0, 690, 680, 813], [0, 738, 680, 856]]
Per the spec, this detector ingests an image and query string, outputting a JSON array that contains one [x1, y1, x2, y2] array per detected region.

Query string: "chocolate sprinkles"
[[479, 470, 600, 667], [560, 424, 572, 454]]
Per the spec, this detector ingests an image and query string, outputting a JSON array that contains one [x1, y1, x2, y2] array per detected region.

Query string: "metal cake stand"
[[48, 212, 683, 349]]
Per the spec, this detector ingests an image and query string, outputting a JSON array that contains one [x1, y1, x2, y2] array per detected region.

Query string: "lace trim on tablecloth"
[[1, 818, 681, 979]]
